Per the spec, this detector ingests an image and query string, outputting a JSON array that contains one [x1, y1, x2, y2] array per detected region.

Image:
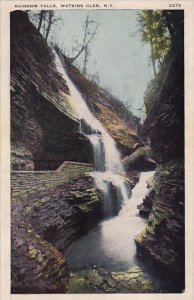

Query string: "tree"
[[137, 10, 171, 75], [162, 10, 184, 57], [28, 10, 62, 42], [82, 44, 90, 76], [69, 12, 99, 63], [45, 11, 62, 42], [37, 10, 46, 32], [139, 10, 184, 118]]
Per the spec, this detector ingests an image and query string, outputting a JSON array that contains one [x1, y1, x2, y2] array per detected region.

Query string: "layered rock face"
[[24, 175, 103, 254], [11, 163, 103, 293], [57, 50, 140, 158], [11, 219, 69, 294], [11, 11, 93, 170], [135, 54, 184, 290]]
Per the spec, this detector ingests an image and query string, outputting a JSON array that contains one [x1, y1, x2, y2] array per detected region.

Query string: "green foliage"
[[137, 10, 174, 117], [137, 10, 171, 75], [144, 62, 169, 116]]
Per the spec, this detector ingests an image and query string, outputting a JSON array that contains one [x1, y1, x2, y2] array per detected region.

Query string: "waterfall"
[[54, 52, 130, 217], [66, 171, 155, 272]]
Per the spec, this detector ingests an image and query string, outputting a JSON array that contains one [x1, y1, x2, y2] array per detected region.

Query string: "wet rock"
[[137, 178, 155, 218], [80, 119, 101, 135], [85, 270, 103, 286], [106, 277, 117, 288], [68, 266, 160, 294], [11, 221, 69, 294], [135, 160, 184, 290], [68, 276, 87, 293], [122, 146, 156, 172], [11, 170, 103, 293], [135, 51, 184, 291], [24, 175, 103, 253]]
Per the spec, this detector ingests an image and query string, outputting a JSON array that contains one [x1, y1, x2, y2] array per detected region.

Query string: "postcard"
[[0, 0, 194, 299]]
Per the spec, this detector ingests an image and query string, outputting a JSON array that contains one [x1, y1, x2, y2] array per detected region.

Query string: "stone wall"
[[11, 161, 93, 201]]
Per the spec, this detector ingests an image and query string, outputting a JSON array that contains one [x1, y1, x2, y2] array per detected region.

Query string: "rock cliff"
[[11, 11, 93, 170], [135, 52, 184, 291], [11, 163, 103, 293]]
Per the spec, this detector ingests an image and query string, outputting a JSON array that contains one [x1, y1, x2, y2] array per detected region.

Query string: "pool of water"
[[66, 171, 154, 272]]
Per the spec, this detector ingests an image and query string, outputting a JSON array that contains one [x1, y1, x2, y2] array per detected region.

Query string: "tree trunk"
[[150, 42, 157, 76], [70, 24, 99, 63], [45, 11, 52, 42], [37, 10, 45, 32], [82, 45, 89, 76]]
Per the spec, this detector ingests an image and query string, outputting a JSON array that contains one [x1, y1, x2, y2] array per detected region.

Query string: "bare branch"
[[69, 21, 99, 63]]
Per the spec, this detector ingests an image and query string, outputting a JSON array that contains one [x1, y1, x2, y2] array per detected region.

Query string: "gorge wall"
[[11, 163, 103, 293], [11, 11, 93, 171], [135, 49, 184, 290]]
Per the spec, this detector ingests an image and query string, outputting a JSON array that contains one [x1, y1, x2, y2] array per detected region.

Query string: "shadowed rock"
[[122, 147, 156, 172], [135, 51, 184, 291]]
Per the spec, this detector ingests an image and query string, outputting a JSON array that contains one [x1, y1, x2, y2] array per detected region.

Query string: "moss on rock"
[[68, 265, 161, 294], [135, 159, 184, 290], [11, 222, 69, 294]]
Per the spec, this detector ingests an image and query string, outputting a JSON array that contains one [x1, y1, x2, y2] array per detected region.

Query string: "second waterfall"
[[55, 51, 130, 217]]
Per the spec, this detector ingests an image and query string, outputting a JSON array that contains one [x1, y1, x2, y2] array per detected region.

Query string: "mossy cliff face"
[[11, 221, 69, 294], [135, 54, 184, 290], [143, 55, 184, 165], [11, 11, 93, 170], [135, 161, 184, 276], [11, 164, 103, 293]]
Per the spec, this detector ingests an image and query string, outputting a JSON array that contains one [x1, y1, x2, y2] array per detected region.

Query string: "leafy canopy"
[[137, 10, 171, 73]]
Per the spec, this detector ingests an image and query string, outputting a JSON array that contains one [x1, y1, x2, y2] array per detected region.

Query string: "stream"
[[54, 52, 158, 290], [66, 171, 154, 272]]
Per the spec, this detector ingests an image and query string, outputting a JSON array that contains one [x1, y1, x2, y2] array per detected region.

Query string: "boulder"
[[122, 147, 156, 172]]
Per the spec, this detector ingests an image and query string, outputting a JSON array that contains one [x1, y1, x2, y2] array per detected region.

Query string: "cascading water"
[[54, 51, 130, 217], [66, 171, 155, 271], [54, 51, 157, 280]]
